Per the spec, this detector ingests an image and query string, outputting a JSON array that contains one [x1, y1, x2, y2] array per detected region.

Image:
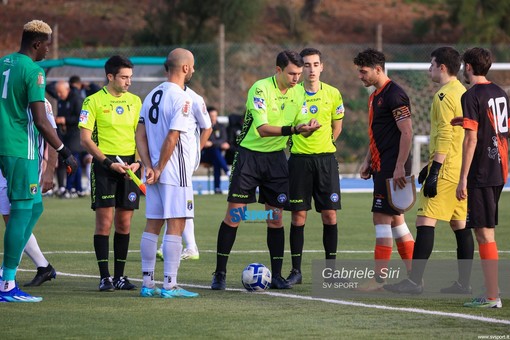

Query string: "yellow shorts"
[[416, 178, 466, 221]]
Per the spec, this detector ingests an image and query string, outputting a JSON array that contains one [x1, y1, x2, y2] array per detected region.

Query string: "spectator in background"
[[69, 75, 99, 195], [54, 80, 84, 197], [202, 106, 230, 194], [69, 75, 101, 100]]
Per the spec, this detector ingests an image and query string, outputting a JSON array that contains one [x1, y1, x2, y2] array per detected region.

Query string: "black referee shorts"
[[227, 147, 289, 208], [287, 153, 341, 212], [91, 155, 141, 210]]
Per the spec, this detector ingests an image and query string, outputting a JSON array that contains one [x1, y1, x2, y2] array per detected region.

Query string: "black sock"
[[113, 232, 130, 279], [454, 228, 474, 287], [409, 226, 435, 284], [94, 234, 110, 278], [267, 227, 285, 277], [215, 221, 238, 273], [290, 224, 304, 271], [323, 223, 338, 260]]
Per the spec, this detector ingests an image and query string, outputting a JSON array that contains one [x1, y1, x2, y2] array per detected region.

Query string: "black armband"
[[102, 157, 113, 169], [281, 126, 292, 136]]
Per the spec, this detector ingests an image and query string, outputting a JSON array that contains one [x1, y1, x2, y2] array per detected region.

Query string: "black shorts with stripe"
[[371, 171, 401, 216], [467, 185, 504, 228], [287, 153, 341, 212], [227, 147, 289, 207], [91, 155, 141, 210]]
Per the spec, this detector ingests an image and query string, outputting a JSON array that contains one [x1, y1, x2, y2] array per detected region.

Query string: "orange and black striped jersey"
[[461, 82, 509, 187], [368, 80, 411, 173]]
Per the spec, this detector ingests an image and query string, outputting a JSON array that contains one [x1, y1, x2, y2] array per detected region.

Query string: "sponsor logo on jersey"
[[182, 101, 191, 117], [277, 193, 287, 204], [116, 106, 124, 115], [310, 105, 318, 114], [128, 192, 137, 202], [187, 200, 193, 210], [289, 199, 304, 203], [330, 193, 339, 202], [37, 72, 45, 86], [202, 102, 208, 115], [80, 110, 89, 124], [301, 101, 308, 114], [232, 193, 249, 198], [254, 97, 266, 110], [336, 104, 345, 115], [438, 93, 446, 101], [30, 184, 38, 195]]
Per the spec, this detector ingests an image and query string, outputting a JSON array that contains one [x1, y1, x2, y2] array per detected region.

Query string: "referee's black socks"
[[215, 221, 238, 273], [290, 224, 304, 271], [323, 223, 338, 260], [267, 227, 285, 277]]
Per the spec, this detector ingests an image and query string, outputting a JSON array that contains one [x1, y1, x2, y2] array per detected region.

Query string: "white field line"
[[16, 268, 510, 326]]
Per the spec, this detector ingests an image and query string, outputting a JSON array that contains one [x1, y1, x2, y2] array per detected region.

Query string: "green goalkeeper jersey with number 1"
[[0, 53, 46, 159]]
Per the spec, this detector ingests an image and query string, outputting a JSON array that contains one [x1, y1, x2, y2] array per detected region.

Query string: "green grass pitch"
[[2, 192, 509, 338]]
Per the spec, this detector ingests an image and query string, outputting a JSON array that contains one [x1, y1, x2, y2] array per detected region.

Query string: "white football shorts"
[[145, 183, 194, 219]]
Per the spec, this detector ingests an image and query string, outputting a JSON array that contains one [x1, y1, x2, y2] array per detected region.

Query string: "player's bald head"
[[164, 48, 194, 72]]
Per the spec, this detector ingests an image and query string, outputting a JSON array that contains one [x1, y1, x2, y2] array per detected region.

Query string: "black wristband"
[[137, 160, 143, 167], [58, 145, 72, 159], [102, 157, 113, 169], [281, 126, 292, 136], [293, 126, 301, 135]]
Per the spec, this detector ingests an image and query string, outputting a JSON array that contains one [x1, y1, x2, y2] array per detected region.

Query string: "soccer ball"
[[241, 263, 272, 291]]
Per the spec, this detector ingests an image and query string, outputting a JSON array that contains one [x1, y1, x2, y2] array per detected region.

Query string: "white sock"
[[163, 234, 182, 289], [182, 219, 197, 250], [140, 232, 158, 288], [158, 223, 168, 253], [0, 280, 16, 292], [23, 234, 49, 268]]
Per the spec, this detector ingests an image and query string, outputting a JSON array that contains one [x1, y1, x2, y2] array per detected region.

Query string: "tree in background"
[[412, 0, 510, 44], [134, 0, 265, 45]]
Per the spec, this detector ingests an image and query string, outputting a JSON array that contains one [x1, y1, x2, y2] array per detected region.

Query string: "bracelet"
[[293, 126, 301, 135], [102, 158, 113, 169], [56, 144, 64, 152], [281, 126, 292, 136], [136, 160, 143, 167]]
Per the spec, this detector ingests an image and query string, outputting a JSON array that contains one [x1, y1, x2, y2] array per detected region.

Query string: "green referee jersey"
[[0, 53, 46, 159], [79, 87, 141, 156], [290, 82, 344, 154], [429, 79, 465, 183], [238, 75, 307, 152]]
